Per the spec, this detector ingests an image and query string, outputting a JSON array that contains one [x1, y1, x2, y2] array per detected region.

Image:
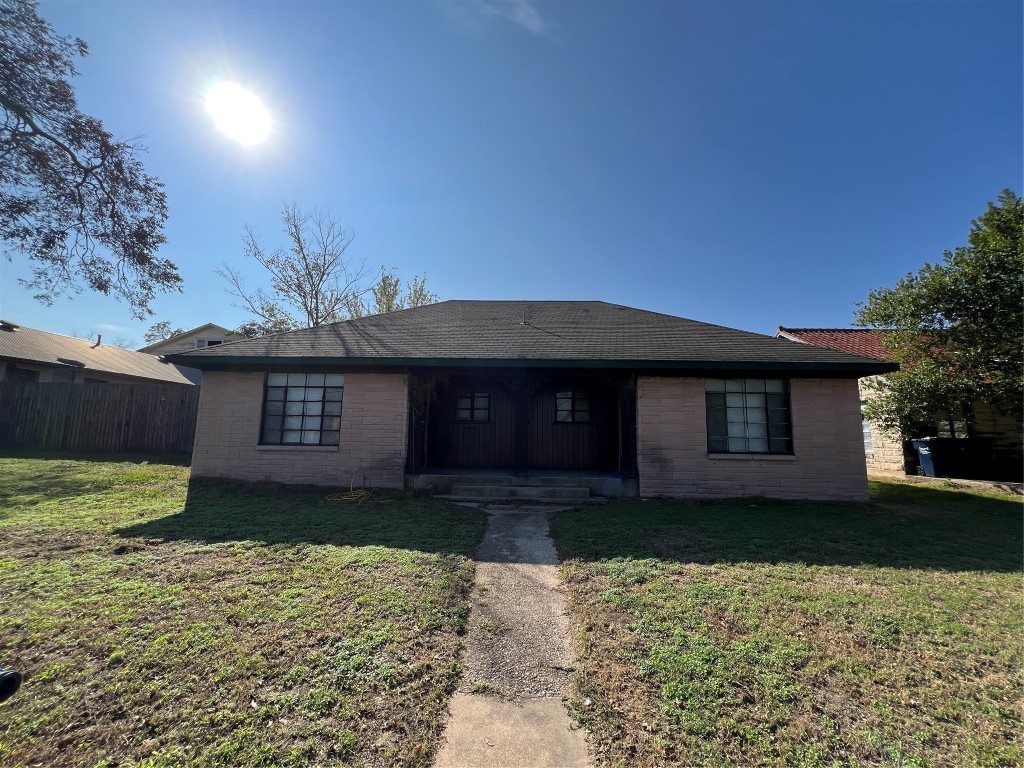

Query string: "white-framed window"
[[260, 373, 344, 445], [862, 403, 874, 454], [705, 378, 792, 454]]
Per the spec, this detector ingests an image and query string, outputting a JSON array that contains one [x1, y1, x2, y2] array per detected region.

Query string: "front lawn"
[[552, 479, 1023, 768], [0, 455, 485, 768]]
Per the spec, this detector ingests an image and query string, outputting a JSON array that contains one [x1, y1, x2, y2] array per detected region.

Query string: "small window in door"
[[556, 389, 590, 423], [455, 388, 489, 422]]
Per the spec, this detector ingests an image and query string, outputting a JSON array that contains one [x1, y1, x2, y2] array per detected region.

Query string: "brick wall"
[[637, 377, 869, 502], [859, 379, 907, 475], [191, 371, 409, 488]]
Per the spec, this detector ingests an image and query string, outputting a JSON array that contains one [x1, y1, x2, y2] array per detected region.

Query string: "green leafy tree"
[[0, 0, 178, 318], [856, 189, 1023, 437], [347, 267, 440, 317], [143, 321, 187, 345]]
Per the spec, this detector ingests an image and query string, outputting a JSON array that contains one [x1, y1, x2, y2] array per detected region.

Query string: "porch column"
[[616, 375, 638, 477]]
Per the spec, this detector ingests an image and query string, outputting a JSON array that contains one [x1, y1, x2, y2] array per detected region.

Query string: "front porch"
[[405, 368, 639, 497]]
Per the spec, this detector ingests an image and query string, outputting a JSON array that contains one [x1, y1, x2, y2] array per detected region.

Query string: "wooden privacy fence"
[[0, 382, 200, 453]]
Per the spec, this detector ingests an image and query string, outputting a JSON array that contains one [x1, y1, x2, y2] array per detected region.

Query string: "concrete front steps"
[[410, 471, 635, 500]]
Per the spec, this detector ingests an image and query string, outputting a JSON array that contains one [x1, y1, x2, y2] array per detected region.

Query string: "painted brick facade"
[[191, 371, 409, 488], [637, 377, 869, 502]]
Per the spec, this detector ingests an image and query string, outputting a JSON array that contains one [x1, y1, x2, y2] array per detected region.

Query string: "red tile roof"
[[776, 327, 894, 361]]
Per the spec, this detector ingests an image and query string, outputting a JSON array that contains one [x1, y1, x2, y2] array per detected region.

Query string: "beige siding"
[[191, 371, 409, 488], [637, 377, 869, 502]]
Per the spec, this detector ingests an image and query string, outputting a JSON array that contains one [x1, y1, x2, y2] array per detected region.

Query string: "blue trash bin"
[[912, 438, 937, 477]]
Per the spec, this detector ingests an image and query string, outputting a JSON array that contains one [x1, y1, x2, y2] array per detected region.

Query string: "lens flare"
[[204, 81, 271, 145]]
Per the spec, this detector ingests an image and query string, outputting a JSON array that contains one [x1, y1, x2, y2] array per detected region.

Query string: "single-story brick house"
[[168, 301, 896, 502]]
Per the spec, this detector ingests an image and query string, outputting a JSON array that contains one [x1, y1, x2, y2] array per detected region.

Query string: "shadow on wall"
[[550, 480, 1024, 573], [115, 477, 486, 557]]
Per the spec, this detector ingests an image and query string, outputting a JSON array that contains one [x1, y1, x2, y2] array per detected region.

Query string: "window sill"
[[255, 444, 339, 452], [707, 453, 797, 461]]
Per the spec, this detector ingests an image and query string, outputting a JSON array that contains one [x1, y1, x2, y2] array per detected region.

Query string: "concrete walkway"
[[435, 504, 590, 768]]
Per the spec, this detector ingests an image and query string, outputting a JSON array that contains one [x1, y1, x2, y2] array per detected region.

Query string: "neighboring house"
[[168, 301, 894, 502], [777, 327, 1023, 479], [0, 320, 195, 385], [139, 323, 241, 384]]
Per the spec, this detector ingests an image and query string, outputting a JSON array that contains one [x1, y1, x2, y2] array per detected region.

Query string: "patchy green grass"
[[0, 454, 485, 768], [551, 479, 1023, 768]]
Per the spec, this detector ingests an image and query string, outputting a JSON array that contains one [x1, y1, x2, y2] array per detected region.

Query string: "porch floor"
[[408, 468, 637, 498]]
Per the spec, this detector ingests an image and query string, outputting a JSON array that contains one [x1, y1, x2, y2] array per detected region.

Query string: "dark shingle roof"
[[168, 301, 897, 375]]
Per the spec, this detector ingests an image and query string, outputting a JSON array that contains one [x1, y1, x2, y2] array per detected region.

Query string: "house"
[[139, 323, 241, 384], [0, 320, 194, 385], [777, 327, 1023, 480], [167, 301, 896, 502]]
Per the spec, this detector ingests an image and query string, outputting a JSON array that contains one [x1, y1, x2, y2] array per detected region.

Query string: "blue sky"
[[2, 0, 1020, 346]]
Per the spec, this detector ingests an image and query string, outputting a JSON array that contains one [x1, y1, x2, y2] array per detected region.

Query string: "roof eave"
[[165, 354, 898, 377]]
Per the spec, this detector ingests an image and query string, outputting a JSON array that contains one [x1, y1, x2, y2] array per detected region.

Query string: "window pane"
[[264, 401, 283, 415], [322, 416, 341, 431], [725, 380, 743, 392], [747, 423, 767, 438], [728, 437, 747, 452], [301, 416, 321, 430], [745, 393, 765, 408], [301, 430, 319, 444], [286, 388, 304, 401], [267, 373, 287, 386], [264, 415, 283, 430], [321, 431, 340, 445], [556, 390, 572, 399], [474, 394, 489, 408], [727, 422, 745, 438], [770, 438, 791, 453], [282, 430, 301, 443], [748, 438, 769, 452], [325, 387, 344, 401], [304, 387, 324, 401], [284, 415, 302, 429], [747, 408, 767, 423], [727, 407, 745, 423], [304, 401, 323, 416], [766, 394, 787, 410], [556, 410, 572, 422], [285, 401, 303, 415], [556, 397, 572, 411], [574, 411, 590, 422], [325, 374, 345, 386], [708, 437, 728, 452], [266, 387, 285, 401], [707, 422, 728, 440], [705, 379, 725, 392], [745, 379, 765, 392], [287, 373, 306, 386], [306, 373, 325, 386], [457, 397, 472, 409], [324, 401, 342, 416], [726, 393, 744, 407], [262, 428, 281, 444], [456, 408, 472, 421], [766, 380, 785, 393], [706, 393, 726, 412]]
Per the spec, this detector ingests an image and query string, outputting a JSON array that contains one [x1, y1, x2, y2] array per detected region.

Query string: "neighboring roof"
[[137, 322, 236, 353], [167, 301, 897, 376], [0, 322, 195, 384], [776, 327, 894, 361]]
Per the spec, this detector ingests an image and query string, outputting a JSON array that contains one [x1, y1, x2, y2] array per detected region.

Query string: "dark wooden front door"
[[425, 376, 618, 472]]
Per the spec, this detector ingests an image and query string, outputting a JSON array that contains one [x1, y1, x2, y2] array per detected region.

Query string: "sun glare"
[[204, 81, 271, 146]]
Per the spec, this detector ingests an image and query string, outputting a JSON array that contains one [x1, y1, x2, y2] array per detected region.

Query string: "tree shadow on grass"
[[551, 482, 1023, 572], [115, 477, 486, 557]]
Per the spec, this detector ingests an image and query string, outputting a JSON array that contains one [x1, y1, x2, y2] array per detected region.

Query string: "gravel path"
[[435, 504, 590, 768]]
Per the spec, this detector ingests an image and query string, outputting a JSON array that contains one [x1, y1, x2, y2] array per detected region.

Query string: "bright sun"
[[204, 82, 271, 146]]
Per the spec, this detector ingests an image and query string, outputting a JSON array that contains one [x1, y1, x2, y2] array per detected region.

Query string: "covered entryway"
[[409, 370, 636, 479]]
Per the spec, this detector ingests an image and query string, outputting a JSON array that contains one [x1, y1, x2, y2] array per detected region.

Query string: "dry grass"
[[551, 479, 1023, 768], [0, 454, 486, 768]]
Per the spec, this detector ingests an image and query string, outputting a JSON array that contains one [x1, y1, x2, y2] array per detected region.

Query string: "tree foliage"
[[221, 204, 439, 336], [856, 189, 1023, 437], [0, 0, 178, 318], [143, 321, 187, 345]]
